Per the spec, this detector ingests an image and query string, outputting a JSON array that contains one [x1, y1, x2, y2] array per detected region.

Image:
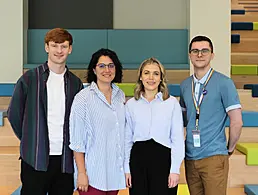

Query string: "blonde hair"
[[134, 57, 169, 100]]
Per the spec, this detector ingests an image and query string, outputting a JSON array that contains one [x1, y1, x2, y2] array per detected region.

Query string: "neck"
[[194, 65, 211, 80], [97, 81, 112, 95], [143, 90, 158, 102], [47, 60, 66, 74]]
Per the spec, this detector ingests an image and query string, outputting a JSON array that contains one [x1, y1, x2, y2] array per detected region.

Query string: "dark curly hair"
[[86, 48, 123, 83]]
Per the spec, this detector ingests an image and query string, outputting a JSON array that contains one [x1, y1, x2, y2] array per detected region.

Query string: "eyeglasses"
[[96, 63, 115, 69], [190, 49, 211, 56]]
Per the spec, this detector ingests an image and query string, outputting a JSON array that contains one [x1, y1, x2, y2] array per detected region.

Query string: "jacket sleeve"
[[7, 77, 28, 140]]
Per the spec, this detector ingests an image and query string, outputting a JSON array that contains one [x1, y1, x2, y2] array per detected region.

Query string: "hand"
[[168, 173, 179, 188], [125, 173, 132, 188], [77, 172, 89, 192]]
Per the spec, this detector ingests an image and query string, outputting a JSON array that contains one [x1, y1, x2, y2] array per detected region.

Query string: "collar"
[[140, 91, 163, 101], [90, 81, 120, 96], [193, 68, 212, 84]]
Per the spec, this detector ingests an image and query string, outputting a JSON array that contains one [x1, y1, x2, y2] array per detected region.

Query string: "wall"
[[114, 0, 188, 29], [188, 0, 231, 76], [0, 0, 23, 83]]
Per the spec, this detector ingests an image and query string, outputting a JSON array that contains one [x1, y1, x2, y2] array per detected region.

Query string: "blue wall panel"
[[107, 29, 188, 65], [28, 29, 108, 64], [27, 29, 189, 70]]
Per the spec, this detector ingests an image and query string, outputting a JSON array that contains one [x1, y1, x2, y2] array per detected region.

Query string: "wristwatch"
[[227, 145, 234, 156]]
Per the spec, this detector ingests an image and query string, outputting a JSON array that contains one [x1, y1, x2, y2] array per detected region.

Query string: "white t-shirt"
[[47, 69, 66, 155]]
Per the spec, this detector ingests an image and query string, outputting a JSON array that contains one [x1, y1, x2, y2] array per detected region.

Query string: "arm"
[[7, 77, 28, 140], [227, 108, 243, 153], [124, 103, 134, 174], [220, 78, 242, 153], [170, 100, 185, 174], [74, 151, 89, 192], [69, 94, 89, 191], [179, 87, 187, 127], [168, 100, 185, 188], [74, 152, 86, 174], [69, 94, 89, 172]]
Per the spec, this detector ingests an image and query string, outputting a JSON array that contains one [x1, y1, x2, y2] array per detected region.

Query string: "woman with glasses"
[[124, 58, 185, 195], [69, 48, 126, 195]]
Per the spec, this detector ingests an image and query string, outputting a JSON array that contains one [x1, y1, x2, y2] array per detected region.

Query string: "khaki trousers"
[[185, 155, 229, 195]]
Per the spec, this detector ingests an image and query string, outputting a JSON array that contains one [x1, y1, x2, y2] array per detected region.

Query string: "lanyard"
[[192, 68, 214, 130]]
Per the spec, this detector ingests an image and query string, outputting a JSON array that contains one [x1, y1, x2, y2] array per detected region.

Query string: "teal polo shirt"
[[180, 69, 241, 160]]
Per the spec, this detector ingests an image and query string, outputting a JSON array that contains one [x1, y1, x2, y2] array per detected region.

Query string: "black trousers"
[[129, 139, 178, 195], [20, 156, 74, 195]]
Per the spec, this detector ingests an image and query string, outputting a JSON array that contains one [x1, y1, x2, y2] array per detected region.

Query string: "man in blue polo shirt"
[[180, 35, 243, 195]]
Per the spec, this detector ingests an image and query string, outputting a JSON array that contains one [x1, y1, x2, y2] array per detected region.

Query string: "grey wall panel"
[[114, 0, 187, 29], [29, 0, 113, 29]]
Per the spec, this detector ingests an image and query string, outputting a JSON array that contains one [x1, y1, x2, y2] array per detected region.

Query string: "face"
[[140, 63, 161, 94], [94, 55, 116, 85], [45, 41, 72, 65], [189, 41, 214, 69]]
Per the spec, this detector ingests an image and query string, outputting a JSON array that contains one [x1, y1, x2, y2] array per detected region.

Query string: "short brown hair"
[[44, 28, 73, 45]]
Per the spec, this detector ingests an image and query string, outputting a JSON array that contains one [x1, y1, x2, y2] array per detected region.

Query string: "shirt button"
[[118, 145, 121, 148]]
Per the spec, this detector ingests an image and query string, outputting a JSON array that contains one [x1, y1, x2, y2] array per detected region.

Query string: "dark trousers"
[[129, 139, 178, 195], [20, 156, 74, 195]]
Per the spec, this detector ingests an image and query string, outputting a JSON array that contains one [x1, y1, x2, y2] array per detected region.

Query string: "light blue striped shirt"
[[69, 82, 126, 191], [124, 92, 185, 174]]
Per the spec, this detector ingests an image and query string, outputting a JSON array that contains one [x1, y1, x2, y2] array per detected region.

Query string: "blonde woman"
[[124, 58, 185, 195]]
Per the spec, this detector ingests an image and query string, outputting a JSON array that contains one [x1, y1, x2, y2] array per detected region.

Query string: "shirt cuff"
[[181, 107, 186, 112], [124, 163, 130, 174], [69, 143, 85, 153], [226, 104, 241, 112], [170, 165, 180, 174]]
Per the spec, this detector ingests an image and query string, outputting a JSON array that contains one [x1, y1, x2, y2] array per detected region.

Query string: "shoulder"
[[164, 96, 180, 107], [180, 76, 192, 88], [18, 66, 42, 85], [213, 71, 234, 85], [23, 63, 50, 79], [67, 70, 82, 83], [179, 76, 192, 98], [213, 71, 231, 81], [73, 87, 92, 104], [212, 71, 235, 88], [23, 64, 44, 76], [125, 97, 138, 107], [167, 95, 179, 103]]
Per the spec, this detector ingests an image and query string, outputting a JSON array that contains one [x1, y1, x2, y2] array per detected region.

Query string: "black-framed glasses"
[[190, 49, 211, 56], [96, 63, 115, 69]]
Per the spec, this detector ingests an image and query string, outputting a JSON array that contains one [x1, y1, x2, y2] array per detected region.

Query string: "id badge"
[[192, 130, 201, 147]]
